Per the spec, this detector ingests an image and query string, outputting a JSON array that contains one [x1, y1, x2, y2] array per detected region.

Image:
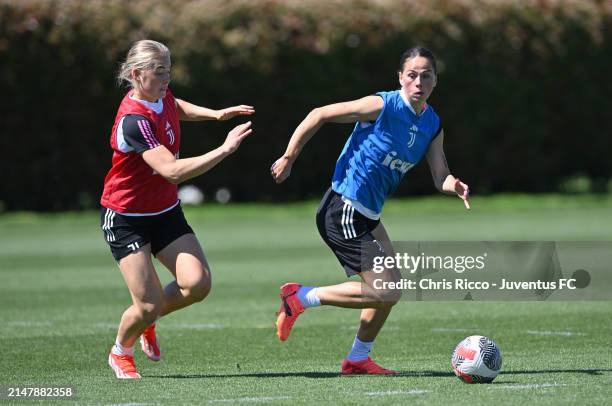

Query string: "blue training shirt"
[[331, 90, 441, 217]]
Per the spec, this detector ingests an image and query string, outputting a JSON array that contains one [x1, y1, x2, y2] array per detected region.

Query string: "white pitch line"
[[94, 322, 118, 329], [526, 330, 587, 337], [208, 396, 291, 403], [341, 326, 400, 331], [92, 322, 227, 330], [431, 328, 475, 333], [106, 403, 148, 406], [168, 323, 226, 330], [365, 389, 427, 396], [5, 321, 53, 327], [494, 383, 567, 390]]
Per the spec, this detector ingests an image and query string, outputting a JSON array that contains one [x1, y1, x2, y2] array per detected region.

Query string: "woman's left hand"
[[270, 156, 293, 184], [454, 179, 471, 210], [217, 105, 255, 121]]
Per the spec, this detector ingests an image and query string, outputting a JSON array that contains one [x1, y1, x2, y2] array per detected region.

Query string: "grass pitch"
[[1, 194, 611, 405]]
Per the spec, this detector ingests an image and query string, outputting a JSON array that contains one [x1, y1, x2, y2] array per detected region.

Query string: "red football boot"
[[275, 283, 305, 341]]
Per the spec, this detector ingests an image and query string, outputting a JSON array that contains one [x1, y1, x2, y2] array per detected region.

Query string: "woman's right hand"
[[221, 121, 252, 154], [270, 156, 293, 184], [217, 105, 255, 121]]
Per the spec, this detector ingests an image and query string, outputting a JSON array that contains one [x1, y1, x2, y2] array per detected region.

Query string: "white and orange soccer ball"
[[451, 335, 502, 383]]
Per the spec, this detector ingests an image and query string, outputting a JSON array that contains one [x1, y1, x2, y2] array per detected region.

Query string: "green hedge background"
[[1, 0, 610, 211]]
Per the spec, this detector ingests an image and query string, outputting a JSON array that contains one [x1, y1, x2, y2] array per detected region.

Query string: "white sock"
[[112, 340, 134, 357], [297, 286, 321, 308], [347, 336, 374, 362]]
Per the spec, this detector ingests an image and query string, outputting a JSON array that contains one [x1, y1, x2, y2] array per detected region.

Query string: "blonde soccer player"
[[100, 40, 254, 379]]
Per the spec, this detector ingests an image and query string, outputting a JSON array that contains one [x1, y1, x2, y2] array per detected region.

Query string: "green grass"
[[0, 194, 611, 405]]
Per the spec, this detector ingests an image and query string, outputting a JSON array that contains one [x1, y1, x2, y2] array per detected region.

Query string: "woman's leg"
[[356, 222, 400, 342], [155, 233, 212, 316], [316, 222, 401, 309], [115, 244, 165, 348]]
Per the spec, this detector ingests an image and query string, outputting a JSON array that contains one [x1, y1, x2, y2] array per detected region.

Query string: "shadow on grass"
[[500, 368, 611, 376], [149, 368, 611, 380]]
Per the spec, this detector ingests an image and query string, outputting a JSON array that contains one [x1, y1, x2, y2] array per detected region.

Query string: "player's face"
[[133, 59, 171, 102], [398, 56, 437, 109]]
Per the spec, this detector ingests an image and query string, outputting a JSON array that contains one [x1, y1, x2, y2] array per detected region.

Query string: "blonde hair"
[[117, 40, 171, 88]]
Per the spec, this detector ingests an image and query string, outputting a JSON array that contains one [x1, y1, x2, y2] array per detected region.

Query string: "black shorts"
[[316, 188, 386, 276], [100, 203, 194, 262]]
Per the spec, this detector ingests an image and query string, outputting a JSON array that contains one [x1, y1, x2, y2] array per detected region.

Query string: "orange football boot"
[[275, 283, 305, 341], [108, 352, 142, 379], [341, 357, 398, 375], [140, 323, 161, 361]]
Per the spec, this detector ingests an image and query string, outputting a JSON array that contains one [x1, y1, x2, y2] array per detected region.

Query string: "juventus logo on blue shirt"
[[407, 125, 418, 148]]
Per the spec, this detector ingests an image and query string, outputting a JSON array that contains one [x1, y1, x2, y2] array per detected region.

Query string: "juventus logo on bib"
[[165, 121, 175, 145]]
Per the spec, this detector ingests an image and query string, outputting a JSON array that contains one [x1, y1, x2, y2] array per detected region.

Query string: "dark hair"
[[398, 47, 437, 74]]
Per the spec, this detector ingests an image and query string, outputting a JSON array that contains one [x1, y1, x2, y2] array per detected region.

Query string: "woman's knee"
[[184, 268, 212, 303], [381, 288, 402, 305], [368, 286, 401, 307], [362, 275, 402, 306], [137, 301, 163, 324]]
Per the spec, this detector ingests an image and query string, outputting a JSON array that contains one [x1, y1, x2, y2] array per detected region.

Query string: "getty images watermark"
[[361, 242, 607, 301]]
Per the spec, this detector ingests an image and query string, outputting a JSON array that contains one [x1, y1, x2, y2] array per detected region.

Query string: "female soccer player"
[[101, 40, 254, 379], [271, 47, 470, 374]]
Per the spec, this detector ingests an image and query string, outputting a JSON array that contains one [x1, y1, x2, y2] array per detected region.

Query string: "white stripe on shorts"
[[348, 206, 357, 239], [109, 211, 116, 241], [103, 209, 110, 240], [341, 203, 349, 239], [103, 208, 116, 242]]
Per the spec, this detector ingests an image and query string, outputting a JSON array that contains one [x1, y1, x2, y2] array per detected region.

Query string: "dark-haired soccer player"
[[101, 39, 254, 379], [271, 47, 470, 374]]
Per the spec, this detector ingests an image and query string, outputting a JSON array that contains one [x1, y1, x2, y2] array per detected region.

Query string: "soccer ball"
[[451, 335, 502, 383]]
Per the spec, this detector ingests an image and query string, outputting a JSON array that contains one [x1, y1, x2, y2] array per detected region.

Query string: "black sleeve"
[[122, 114, 161, 153], [432, 120, 443, 141]]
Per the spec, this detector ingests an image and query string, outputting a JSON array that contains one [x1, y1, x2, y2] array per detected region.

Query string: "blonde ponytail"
[[117, 40, 170, 88]]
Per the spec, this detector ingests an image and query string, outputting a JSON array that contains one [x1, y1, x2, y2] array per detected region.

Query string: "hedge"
[[1, 0, 610, 211]]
